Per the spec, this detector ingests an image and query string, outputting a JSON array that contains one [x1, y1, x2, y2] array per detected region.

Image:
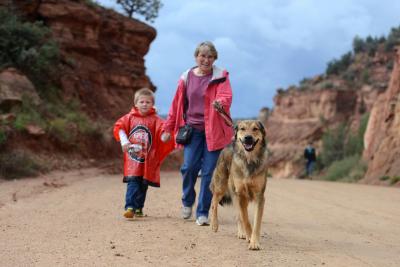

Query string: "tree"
[[352, 35, 365, 53], [116, 0, 162, 22], [0, 8, 60, 92]]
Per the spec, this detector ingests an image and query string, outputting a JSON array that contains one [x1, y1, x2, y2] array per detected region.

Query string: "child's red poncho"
[[113, 107, 175, 187]]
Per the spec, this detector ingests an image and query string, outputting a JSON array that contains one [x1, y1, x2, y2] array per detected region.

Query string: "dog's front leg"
[[249, 193, 265, 250], [237, 195, 252, 241], [231, 194, 246, 239]]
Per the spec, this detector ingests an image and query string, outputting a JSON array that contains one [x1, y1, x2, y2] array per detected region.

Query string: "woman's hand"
[[212, 100, 222, 110], [161, 132, 171, 142]]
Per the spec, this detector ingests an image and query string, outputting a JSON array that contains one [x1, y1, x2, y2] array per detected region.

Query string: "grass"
[[0, 150, 47, 179], [389, 176, 400, 185], [0, 129, 6, 145], [321, 155, 364, 182]]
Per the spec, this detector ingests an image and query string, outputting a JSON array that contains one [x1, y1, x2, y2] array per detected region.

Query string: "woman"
[[161, 41, 234, 226]]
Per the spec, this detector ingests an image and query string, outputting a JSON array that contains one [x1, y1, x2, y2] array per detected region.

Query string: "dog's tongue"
[[244, 143, 253, 150]]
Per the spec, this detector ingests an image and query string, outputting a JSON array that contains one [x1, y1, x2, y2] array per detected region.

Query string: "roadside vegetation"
[[316, 113, 369, 182], [0, 8, 106, 179], [276, 25, 400, 96]]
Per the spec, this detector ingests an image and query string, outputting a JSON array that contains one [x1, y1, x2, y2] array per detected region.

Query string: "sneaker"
[[196, 216, 209, 226], [181, 206, 192, 219], [135, 208, 144, 217], [124, 208, 134, 219]]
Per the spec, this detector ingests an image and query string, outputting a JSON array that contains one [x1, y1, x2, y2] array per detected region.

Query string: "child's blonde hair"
[[134, 88, 155, 104]]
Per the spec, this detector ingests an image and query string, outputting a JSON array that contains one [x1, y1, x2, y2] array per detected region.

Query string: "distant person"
[[113, 88, 174, 219], [161, 41, 234, 226], [304, 141, 317, 177]]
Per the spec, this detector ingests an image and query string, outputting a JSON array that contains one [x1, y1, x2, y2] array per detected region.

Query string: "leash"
[[213, 101, 234, 128]]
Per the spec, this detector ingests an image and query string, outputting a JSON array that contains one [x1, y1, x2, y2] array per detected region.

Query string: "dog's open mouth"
[[240, 138, 259, 152]]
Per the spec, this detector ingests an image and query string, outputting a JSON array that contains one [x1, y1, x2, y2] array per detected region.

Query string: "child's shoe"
[[135, 208, 144, 217], [124, 208, 134, 218]]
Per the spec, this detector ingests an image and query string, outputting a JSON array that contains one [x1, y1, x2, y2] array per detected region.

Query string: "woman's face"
[[195, 47, 215, 74]]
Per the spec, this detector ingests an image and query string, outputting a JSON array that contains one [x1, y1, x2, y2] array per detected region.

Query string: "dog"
[[210, 120, 268, 250]]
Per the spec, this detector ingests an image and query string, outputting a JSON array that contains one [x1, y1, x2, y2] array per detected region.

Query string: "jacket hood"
[[129, 107, 156, 117], [180, 65, 226, 85]]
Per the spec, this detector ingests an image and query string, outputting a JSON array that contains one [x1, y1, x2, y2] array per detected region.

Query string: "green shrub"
[[321, 81, 334, 89], [0, 129, 6, 145], [321, 155, 360, 181], [320, 123, 347, 168], [341, 159, 367, 182], [386, 60, 394, 70], [379, 175, 390, 181], [48, 118, 75, 144], [353, 36, 365, 54], [379, 175, 400, 185], [320, 113, 369, 170], [0, 8, 60, 94], [65, 111, 98, 135], [13, 96, 46, 131], [83, 0, 100, 8], [276, 88, 285, 95], [318, 113, 370, 182], [384, 25, 400, 52], [390, 176, 400, 185], [361, 69, 370, 84], [326, 52, 353, 76], [0, 150, 44, 179], [345, 113, 369, 156]]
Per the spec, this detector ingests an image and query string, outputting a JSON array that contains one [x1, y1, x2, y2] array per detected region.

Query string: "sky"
[[98, 0, 400, 118]]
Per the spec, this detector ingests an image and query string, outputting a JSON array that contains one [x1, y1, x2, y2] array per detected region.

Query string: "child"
[[113, 88, 174, 219]]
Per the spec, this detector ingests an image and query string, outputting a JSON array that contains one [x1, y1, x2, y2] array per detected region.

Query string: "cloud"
[[98, 0, 400, 117]]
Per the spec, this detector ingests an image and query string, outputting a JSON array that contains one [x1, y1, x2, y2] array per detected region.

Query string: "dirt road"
[[1, 168, 399, 266]]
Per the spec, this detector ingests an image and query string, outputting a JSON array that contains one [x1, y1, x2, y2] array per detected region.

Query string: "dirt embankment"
[[0, 169, 399, 266]]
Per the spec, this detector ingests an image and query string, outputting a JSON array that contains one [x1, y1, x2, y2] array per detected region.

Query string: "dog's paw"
[[248, 240, 262, 250], [210, 216, 218, 232], [237, 232, 247, 239], [211, 223, 218, 232]]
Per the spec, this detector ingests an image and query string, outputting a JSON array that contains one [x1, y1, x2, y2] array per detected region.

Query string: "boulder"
[[0, 68, 41, 112]]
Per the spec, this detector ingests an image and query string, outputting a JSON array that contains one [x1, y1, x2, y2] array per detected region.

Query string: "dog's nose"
[[244, 135, 253, 143]]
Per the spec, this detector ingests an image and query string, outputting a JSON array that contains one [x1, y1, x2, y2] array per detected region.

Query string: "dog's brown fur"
[[210, 120, 268, 250]]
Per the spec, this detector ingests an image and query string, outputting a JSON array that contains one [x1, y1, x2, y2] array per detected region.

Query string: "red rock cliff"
[[264, 47, 392, 179], [1, 0, 156, 119], [362, 47, 400, 184], [266, 89, 357, 178]]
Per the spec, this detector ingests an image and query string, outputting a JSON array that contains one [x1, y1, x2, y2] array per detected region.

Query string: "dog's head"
[[234, 120, 266, 152]]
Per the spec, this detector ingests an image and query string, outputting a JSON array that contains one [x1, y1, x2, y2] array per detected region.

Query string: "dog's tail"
[[210, 147, 233, 206], [219, 193, 232, 206]]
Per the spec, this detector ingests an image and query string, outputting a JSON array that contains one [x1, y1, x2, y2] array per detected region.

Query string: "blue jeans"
[[181, 129, 221, 218], [125, 178, 148, 210], [306, 160, 315, 176]]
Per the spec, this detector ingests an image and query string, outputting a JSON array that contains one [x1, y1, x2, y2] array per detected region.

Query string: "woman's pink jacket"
[[163, 66, 234, 151]]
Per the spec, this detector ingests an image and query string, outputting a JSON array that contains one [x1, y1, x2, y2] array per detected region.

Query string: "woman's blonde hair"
[[134, 88, 155, 104], [194, 41, 218, 60]]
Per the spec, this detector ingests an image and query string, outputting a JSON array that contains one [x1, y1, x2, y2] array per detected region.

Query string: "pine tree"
[[116, 0, 162, 22]]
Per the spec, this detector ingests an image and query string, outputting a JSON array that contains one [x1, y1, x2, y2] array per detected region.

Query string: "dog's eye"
[[252, 127, 258, 131]]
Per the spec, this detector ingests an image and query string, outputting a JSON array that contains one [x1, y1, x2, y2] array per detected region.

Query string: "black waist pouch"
[[175, 125, 193, 145]]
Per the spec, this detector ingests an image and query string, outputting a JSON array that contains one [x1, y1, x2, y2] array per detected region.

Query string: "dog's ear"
[[257, 121, 266, 137], [234, 124, 238, 141], [232, 124, 238, 150], [257, 121, 267, 148]]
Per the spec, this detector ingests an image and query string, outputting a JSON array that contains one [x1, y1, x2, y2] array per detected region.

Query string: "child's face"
[[135, 95, 154, 115]]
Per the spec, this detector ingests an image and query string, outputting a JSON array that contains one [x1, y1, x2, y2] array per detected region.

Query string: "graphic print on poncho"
[[128, 125, 152, 163]]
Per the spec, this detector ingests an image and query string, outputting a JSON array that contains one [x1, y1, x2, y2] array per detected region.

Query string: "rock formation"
[[263, 45, 394, 181], [265, 89, 357, 178], [362, 47, 400, 184], [0, 68, 41, 111], [0, 0, 156, 119]]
